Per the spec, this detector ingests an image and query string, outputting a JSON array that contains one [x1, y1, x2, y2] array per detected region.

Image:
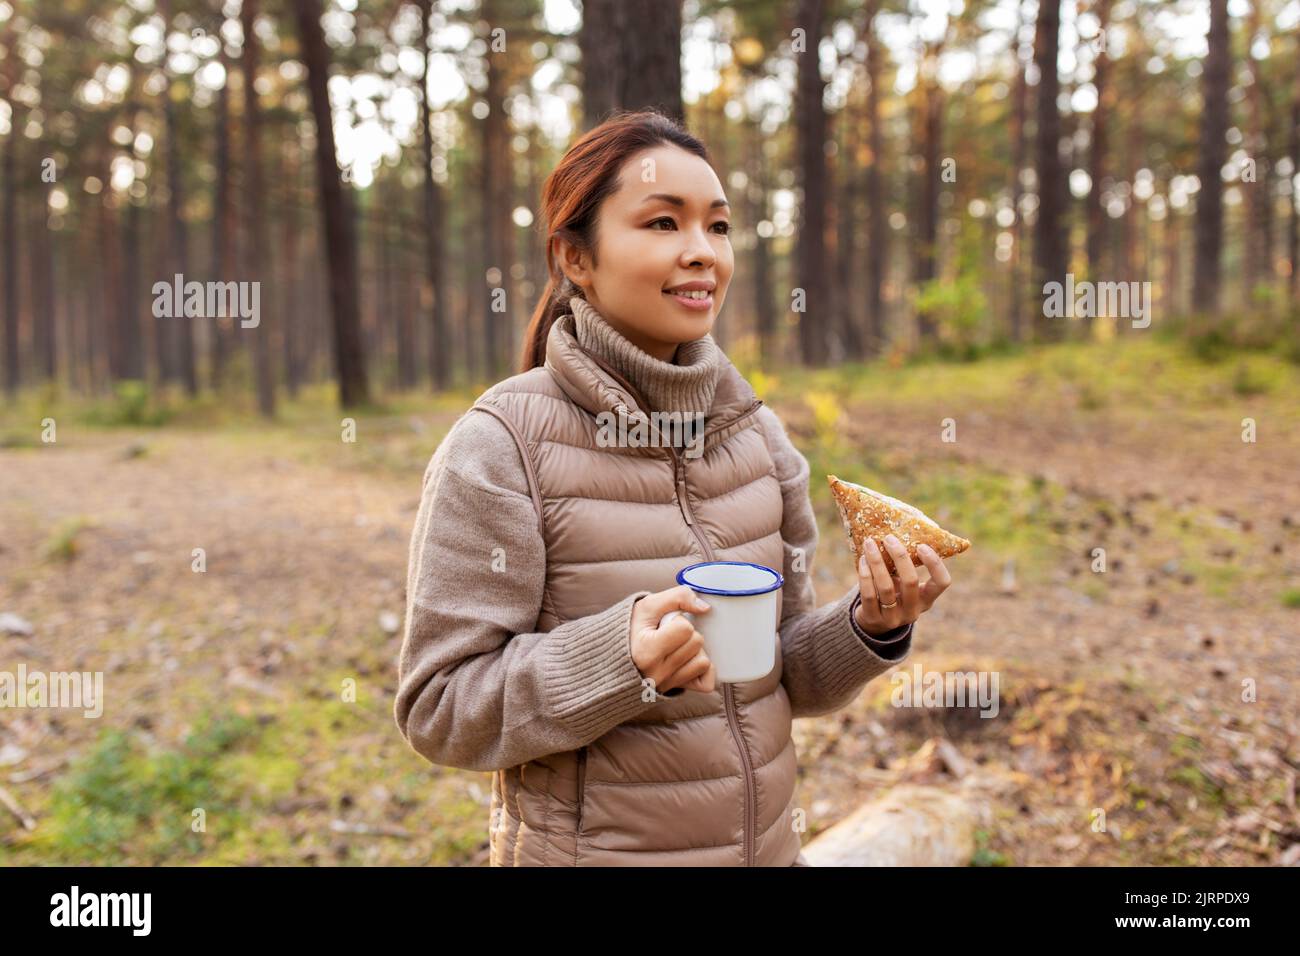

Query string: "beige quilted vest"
[[469, 314, 803, 866]]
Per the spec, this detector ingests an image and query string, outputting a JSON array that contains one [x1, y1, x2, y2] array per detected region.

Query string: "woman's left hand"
[[853, 534, 952, 637]]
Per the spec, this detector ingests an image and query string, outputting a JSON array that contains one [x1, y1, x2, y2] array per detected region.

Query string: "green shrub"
[[35, 713, 262, 864], [83, 380, 172, 427], [42, 517, 92, 562]]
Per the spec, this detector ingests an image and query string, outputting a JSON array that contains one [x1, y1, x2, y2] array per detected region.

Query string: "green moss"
[[970, 828, 1011, 866], [42, 517, 93, 563], [28, 713, 263, 864], [1170, 765, 1225, 807]]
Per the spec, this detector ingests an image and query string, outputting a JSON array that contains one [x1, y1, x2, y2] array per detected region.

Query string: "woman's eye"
[[648, 217, 731, 235]]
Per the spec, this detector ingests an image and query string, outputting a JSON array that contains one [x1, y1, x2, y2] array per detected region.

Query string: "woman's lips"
[[663, 290, 713, 311]]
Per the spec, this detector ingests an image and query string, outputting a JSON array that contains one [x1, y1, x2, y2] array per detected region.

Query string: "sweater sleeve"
[[755, 406, 914, 719], [394, 407, 660, 772]]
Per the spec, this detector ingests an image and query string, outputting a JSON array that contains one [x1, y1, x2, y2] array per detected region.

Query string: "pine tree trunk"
[[280, 138, 301, 398], [1085, 0, 1111, 306], [211, 37, 235, 391], [863, 1, 886, 355], [2, 95, 20, 397], [418, 0, 448, 389], [292, 0, 371, 408], [163, 0, 196, 396], [1009, 10, 1028, 343], [34, 186, 57, 382], [795, 0, 830, 366], [1033, 0, 1068, 342], [481, 0, 509, 381], [580, 0, 684, 128], [1244, 0, 1272, 305], [243, 0, 276, 417], [833, 90, 863, 361], [743, 97, 775, 366], [121, 92, 145, 381], [1290, 25, 1300, 302], [914, 56, 943, 342], [1193, 0, 1231, 316]]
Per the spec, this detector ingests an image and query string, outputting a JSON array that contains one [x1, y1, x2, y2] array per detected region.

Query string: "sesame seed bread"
[[827, 474, 972, 576]]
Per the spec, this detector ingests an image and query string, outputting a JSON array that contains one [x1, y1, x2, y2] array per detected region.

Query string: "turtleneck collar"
[[569, 295, 722, 420]]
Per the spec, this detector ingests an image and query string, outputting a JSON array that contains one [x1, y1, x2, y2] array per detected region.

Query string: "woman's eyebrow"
[[639, 193, 730, 210]]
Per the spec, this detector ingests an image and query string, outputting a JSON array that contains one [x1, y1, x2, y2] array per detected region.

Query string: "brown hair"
[[517, 108, 711, 372]]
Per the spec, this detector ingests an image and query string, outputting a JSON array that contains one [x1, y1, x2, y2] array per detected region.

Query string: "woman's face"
[[555, 144, 733, 363]]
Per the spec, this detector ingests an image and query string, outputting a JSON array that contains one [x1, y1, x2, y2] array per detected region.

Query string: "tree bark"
[[802, 784, 979, 867], [480, 0, 511, 381], [418, 0, 449, 390], [163, 0, 197, 396], [211, 33, 236, 391], [794, 0, 830, 366], [1244, 0, 1272, 304], [35, 207, 57, 383], [120, 92, 145, 381], [580, 0, 683, 128], [292, 0, 371, 408], [914, 46, 943, 343], [242, 0, 276, 417], [1033, 0, 1068, 341], [863, 0, 886, 355], [740, 88, 775, 367], [1291, 24, 1300, 302], [1008, 7, 1028, 343], [2, 90, 19, 397], [1193, 0, 1231, 315], [1085, 0, 1111, 306], [833, 80, 863, 361], [279, 137, 301, 398]]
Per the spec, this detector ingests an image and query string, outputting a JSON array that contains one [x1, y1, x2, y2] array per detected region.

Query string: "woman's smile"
[[662, 279, 717, 312], [662, 289, 714, 311]]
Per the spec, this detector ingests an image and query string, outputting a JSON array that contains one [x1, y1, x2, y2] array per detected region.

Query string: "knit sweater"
[[572, 294, 722, 418], [394, 300, 913, 772]]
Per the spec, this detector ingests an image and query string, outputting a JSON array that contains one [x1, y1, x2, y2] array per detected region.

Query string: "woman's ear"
[[553, 236, 593, 291]]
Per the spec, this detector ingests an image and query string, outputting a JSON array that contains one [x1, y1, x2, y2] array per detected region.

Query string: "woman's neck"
[[569, 295, 721, 418]]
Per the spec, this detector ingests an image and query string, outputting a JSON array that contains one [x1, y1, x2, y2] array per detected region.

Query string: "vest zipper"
[[575, 745, 588, 833], [666, 444, 757, 868], [577, 349, 765, 866]]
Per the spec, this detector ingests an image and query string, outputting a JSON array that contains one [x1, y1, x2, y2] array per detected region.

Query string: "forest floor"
[[1, 334, 1298, 866]]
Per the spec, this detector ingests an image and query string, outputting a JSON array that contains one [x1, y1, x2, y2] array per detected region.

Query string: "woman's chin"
[[667, 313, 713, 338], [661, 303, 715, 327]]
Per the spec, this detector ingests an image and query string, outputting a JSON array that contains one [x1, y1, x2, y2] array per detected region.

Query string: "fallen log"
[[801, 783, 979, 867]]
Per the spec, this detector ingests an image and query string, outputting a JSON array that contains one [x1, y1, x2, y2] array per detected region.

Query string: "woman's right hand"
[[629, 585, 716, 697]]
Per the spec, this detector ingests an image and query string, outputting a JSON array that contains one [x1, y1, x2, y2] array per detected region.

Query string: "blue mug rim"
[[675, 560, 784, 596]]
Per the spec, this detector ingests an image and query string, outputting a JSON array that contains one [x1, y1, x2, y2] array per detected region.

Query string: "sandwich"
[[827, 474, 971, 576]]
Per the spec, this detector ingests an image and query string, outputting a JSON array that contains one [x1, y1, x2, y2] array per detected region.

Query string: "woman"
[[394, 109, 954, 866]]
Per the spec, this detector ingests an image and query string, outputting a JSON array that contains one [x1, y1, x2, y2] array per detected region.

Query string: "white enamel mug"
[[660, 561, 784, 684]]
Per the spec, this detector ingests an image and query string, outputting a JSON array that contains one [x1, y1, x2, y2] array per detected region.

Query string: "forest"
[[1, 0, 1297, 410], [1, 1, 1298, 869]]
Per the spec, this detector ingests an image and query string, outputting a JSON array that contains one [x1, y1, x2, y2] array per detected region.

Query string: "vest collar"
[[544, 310, 763, 451]]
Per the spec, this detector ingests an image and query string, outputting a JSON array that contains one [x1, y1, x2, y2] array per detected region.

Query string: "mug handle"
[[653, 610, 695, 698]]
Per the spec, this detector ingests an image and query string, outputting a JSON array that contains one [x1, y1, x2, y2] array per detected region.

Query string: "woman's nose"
[[680, 227, 716, 267]]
